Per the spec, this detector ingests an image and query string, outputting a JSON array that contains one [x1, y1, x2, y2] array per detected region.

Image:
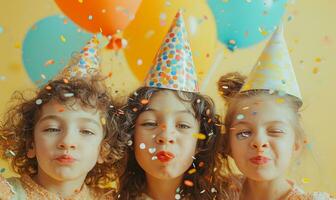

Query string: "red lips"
[[55, 154, 75, 164], [156, 151, 175, 162], [249, 156, 270, 165]]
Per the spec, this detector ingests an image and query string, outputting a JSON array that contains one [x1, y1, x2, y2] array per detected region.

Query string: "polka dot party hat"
[[144, 10, 199, 93], [240, 26, 302, 106], [58, 34, 108, 80]]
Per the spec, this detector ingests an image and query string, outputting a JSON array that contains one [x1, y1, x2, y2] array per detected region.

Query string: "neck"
[[240, 177, 292, 200], [33, 167, 87, 198], [145, 174, 183, 200]]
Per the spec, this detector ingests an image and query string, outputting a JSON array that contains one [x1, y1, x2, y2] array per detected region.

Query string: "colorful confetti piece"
[[140, 99, 149, 105], [188, 168, 196, 174], [276, 98, 285, 104], [44, 59, 55, 67], [148, 147, 156, 154], [137, 59, 143, 66], [236, 114, 244, 120], [60, 35, 66, 43], [192, 133, 206, 140], [184, 180, 194, 187], [312, 67, 319, 74], [175, 194, 181, 200], [0, 26, 3, 34], [101, 117, 106, 125], [88, 15, 93, 20], [0, 75, 6, 81], [139, 143, 146, 149], [301, 177, 310, 184], [35, 99, 43, 105], [127, 140, 133, 146]]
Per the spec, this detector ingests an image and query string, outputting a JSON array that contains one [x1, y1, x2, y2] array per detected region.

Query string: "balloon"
[[123, 0, 217, 81], [208, 0, 288, 50], [22, 15, 92, 86], [54, 0, 142, 48]]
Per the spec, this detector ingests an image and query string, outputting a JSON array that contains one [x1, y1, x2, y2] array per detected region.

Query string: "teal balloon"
[[22, 15, 92, 86], [208, 0, 288, 51]]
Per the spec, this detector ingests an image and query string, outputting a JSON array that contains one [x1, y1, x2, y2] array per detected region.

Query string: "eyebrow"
[[144, 107, 195, 116], [38, 115, 101, 127], [231, 120, 287, 127]]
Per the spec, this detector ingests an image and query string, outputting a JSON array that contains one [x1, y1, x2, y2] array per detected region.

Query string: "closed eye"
[[43, 128, 60, 133], [236, 130, 252, 140], [268, 129, 285, 136], [80, 129, 95, 135], [176, 123, 191, 129], [140, 122, 158, 127]]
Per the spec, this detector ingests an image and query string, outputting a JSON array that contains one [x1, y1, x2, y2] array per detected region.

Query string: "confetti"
[[312, 67, 319, 74], [127, 140, 133, 146], [108, 72, 113, 77], [236, 114, 244, 120], [188, 168, 196, 174], [45, 85, 52, 90], [35, 99, 43, 105], [5, 149, 15, 157], [0, 26, 3, 34], [315, 57, 322, 63], [242, 106, 249, 110], [137, 59, 143, 66], [198, 161, 205, 167], [184, 180, 194, 187], [63, 78, 69, 83], [63, 93, 74, 98], [60, 35, 66, 43], [148, 147, 156, 154], [211, 187, 217, 193], [145, 30, 155, 39], [192, 133, 206, 140], [0, 168, 5, 173], [132, 107, 138, 112], [258, 27, 268, 36], [175, 194, 181, 200], [301, 177, 310, 184], [151, 156, 157, 160], [196, 99, 201, 103], [139, 143, 146, 149], [102, 9, 107, 13], [14, 42, 21, 49], [58, 107, 65, 112], [200, 190, 206, 194], [140, 99, 149, 105], [41, 74, 46, 79], [276, 98, 285, 104], [101, 117, 106, 125], [252, 111, 257, 115], [44, 59, 55, 66], [78, 0, 83, 3], [88, 15, 93, 20]]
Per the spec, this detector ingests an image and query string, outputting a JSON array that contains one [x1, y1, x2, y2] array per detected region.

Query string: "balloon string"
[[200, 46, 225, 92]]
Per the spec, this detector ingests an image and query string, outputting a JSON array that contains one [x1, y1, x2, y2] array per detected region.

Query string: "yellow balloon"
[[123, 0, 217, 81]]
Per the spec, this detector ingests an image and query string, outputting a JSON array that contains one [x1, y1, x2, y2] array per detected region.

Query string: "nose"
[[250, 132, 269, 151], [155, 123, 175, 145], [57, 131, 77, 150]]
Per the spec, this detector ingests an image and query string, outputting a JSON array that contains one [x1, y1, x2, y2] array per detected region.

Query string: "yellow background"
[[0, 0, 335, 194]]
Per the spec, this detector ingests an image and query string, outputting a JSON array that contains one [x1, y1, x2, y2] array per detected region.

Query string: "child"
[[0, 35, 126, 199], [216, 27, 334, 199], [116, 11, 228, 200]]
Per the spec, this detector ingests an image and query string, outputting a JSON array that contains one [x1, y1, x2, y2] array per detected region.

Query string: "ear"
[[292, 139, 303, 157], [27, 143, 36, 158]]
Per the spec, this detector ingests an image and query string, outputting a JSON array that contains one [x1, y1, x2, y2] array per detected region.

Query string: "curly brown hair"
[[114, 86, 229, 200], [0, 75, 128, 189], [213, 72, 306, 199]]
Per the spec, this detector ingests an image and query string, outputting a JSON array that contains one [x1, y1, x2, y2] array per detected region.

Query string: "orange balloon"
[[55, 0, 142, 36]]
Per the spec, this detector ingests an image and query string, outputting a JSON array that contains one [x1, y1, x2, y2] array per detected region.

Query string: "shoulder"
[[0, 175, 27, 200], [0, 175, 15, 200], [287, 184, 335, 200]]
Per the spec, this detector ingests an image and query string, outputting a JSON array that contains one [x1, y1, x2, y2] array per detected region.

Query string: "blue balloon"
[[208, 0, 287, 51], [22, 15, 92, 86]]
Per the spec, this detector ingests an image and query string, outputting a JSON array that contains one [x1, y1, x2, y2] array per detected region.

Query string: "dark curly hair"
[[0, 75, 128, 190], [114, 86, 228, 200]]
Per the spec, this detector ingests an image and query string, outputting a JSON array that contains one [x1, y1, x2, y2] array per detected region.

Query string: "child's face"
[[33, 100, 104, 182], [229, 95, 299, 181], [134, 90, 199, 180]]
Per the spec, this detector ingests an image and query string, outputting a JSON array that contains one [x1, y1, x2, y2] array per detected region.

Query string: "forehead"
[[145, 90, 194, 115], [231, 95, 295, 124], [38, 100, 101, 120]]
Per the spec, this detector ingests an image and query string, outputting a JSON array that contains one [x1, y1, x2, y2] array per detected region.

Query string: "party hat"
[[58, 34, 108, 79], [144, 10, 199, 92], [240, 26, 302, 104]]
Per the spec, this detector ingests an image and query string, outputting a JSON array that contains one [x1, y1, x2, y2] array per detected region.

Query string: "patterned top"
[[0, 175, 114, 200]]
